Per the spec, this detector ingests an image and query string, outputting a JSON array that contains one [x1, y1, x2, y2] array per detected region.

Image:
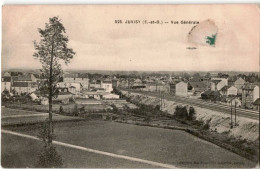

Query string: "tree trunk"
[[48, 43, 54, 144]]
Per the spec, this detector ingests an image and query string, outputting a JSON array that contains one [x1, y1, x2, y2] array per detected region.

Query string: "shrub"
[[143, 115, 151, 123], [174, 105, 188, 120], [154, 105, 160, 111], [111, 104, 118, 113], [203, 122, 210, 130], [79, 106, 85, 114], [73, 104, 79, 116], [59, 106, 64, 114], [36, 144, 63, 168], [36, 120, 63, 168], [187, 106, 196, 121]]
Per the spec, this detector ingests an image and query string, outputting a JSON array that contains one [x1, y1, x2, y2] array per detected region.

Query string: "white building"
[[227, 86, 238, 96], [211, 78, 228, 91], [103, 93, 120, 99], [242, 84, 259, 108], [220, 86, 238, 96], [1, 77, 11, 92], [234, 77, 246, 94], [12, 82, 37, 95], [57, 82, 82, 93], [63, 73, 89, 89], [101, 81, 113, 93], [176, 81, 188, 97]]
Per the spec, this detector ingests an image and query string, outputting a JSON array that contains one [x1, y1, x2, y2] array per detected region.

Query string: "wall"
[[176, 82, 187, 97]]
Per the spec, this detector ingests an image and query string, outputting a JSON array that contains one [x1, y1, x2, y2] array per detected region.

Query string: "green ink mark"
[[206, 33, 217, 46]]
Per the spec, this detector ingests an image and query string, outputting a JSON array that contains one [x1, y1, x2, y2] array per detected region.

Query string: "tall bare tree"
[[33, 17, 75, 144]]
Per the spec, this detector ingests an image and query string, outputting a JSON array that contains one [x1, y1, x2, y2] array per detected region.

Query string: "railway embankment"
[[121, 91, 259, 142]]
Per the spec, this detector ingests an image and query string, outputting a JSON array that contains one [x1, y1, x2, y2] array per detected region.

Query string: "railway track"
[[121, 89, 259, 120]]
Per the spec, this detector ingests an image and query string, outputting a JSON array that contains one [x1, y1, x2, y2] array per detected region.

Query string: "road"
[[121, 89, 259, 120]]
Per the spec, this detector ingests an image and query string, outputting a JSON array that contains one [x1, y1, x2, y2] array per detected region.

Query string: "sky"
[[2, 5, 259, 72]]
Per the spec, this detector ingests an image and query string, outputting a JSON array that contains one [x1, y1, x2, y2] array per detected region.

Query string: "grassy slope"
[[3, 120, 256, 168]]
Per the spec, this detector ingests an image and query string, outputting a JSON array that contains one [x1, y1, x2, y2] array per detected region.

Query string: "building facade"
[[1, 77, 11, 92], [176, 81, 188, 97], [242, 84, 259, 108]]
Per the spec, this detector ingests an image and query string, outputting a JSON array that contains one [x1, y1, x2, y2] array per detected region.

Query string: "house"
[[252, 98, 260, 111], [188, 81, 209, 95], [134, 78, 143, 84], [112, 78, 119, 88], [210, 78, 228, 91], [242, 83, 259, 109], [226, 97, 242, 107], [1, 77, 12, 92], [15, 74, 37, 83], [54, 87, 75, 104], [176, 81, 188, 97], [234, 77, 246, 94], [103, 93, 120, 99], [117, 79, 129, 88], [84, 91, 108, 100], [63, 73, 89, 89], [169, 82, 176, 93], [40, 97, 49, 105], [143, 83, 170, 93], [90, 79, 102, 89], [57, 82, 82, 93], [220, 86, 238, 96], [12, 82, 37, 95], [3, 72, 11, 77], [101, 80, 113, 93]]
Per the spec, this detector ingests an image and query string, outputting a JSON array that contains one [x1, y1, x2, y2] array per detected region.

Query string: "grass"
[[2, 108, 43, 117], [2, 120, 257, 168], [1, 107, 86, 127], [2, 133, 154, 168], [4, 102, 112, 114]]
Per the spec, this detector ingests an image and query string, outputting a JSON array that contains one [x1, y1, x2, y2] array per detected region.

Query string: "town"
[[1, 70, 259, 111]]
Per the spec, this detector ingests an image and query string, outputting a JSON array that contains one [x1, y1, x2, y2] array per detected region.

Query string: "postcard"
[[1, 4, 259, 168]]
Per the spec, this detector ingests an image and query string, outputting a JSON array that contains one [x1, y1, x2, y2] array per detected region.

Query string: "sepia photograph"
[[1, 4, 259, 168]]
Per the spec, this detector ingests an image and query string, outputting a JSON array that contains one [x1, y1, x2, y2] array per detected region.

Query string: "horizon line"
[[2, 67, 259, 73]]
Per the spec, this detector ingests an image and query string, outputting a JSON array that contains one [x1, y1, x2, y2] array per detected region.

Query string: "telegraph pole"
[[234, 102, 237, 126], [230, 99, 233, 129], [159, 90, 162, 110]]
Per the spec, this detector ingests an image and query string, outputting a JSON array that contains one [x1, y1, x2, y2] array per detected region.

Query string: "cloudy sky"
[[2, 5, 259, 71]]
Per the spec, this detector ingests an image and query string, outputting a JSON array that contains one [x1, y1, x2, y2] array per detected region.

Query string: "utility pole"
[[159, 90, 162, 110], [128, 76, 130, 97], [234, 102, 237, 126], [230, 99, 233, 129]]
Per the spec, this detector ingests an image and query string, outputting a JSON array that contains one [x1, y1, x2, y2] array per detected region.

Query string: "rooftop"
[[13, 82, 29, 87]]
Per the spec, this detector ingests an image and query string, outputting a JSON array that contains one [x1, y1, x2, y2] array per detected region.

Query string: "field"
[[2, 108, 43, 117], [2, 117, 257, 168], [4, 102, 111, 114], [1, 107, 84, 126]]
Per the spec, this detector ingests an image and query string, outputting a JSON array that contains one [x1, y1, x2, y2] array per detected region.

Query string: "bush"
[[174, 105, 188, 119], [111, 104, 118, 113], [143, 115, 151, 123], [188, 107, 196, 121], [36, 144, 63, 168], [79, 106, 85, 114], [203, 122, 210, 130], [154, 105, 160, 111], [174, 105, 196, 121], [36, 120, 63, 168], [73, 104, 79, 116], [59, 106, 64, 114]]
